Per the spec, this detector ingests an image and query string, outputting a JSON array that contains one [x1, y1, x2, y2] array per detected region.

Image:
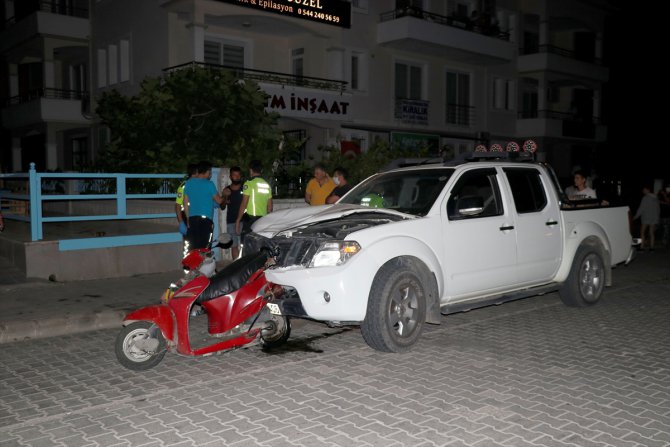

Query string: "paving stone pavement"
[[0, 250, 669, 446]]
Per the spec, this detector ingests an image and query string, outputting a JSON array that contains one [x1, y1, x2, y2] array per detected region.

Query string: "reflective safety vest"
[[175, 182, 186, 209], [242, 177, 272, 217]]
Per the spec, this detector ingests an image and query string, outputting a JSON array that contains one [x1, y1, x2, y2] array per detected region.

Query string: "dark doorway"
[[21, 134, 46, 172]]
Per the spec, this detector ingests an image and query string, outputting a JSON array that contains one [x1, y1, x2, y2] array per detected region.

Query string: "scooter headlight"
[[309, 241, 361, 268]]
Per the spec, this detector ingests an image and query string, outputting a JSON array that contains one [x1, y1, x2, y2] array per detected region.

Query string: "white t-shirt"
[[568, 187, 597, 200]]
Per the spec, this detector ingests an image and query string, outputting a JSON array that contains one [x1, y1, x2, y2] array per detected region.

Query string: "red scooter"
[[114, 247, 290, 370]]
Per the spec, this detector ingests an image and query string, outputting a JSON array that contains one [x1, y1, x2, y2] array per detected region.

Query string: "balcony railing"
[[4, 88, 87, 107], [380, 6, 510, 41], [163, 62, 348, 93], [518, 109, 601, 125], [520, 44, 602, 65], [4, 0, 89, 27], [446, 103, 476, 127]]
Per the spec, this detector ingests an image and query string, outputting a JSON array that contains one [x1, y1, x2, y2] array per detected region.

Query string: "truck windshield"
[[339, 168, 453, 216]]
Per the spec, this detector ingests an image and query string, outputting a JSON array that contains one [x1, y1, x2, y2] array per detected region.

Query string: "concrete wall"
[[5, 198, 310, 281]]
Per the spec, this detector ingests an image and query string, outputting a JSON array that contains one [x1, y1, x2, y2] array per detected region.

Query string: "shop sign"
[[395, 99, 429, 125], [261, 83, 351, 121], [216, 0, 351, 28], [391, 132, 440, 154]]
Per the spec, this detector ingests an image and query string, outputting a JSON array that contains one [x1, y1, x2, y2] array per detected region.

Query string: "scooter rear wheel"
[[260, 315, 291, 349], [115, 321, 166, 371]]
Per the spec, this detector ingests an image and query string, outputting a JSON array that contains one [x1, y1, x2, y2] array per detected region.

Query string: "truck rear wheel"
[[559, 246, 605, 307], [361, 262, 426, 352]]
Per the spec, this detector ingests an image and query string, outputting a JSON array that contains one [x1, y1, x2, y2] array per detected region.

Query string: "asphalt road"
[[0, 251, 669, 447]]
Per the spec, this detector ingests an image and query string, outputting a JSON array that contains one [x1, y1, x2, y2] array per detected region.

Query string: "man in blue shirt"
[[183, 161, 224, 250]]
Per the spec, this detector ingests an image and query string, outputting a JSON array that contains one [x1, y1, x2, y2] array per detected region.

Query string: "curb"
[[0, 310, 126, 344]]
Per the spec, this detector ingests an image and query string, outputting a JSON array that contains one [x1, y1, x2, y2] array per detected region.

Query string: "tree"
[[95, 66, 281, 173]]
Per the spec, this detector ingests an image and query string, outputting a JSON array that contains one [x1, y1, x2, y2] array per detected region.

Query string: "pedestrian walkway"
[[0, 246, 667, 344]]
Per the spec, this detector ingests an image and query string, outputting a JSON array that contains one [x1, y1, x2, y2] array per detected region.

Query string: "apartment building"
[[0, 0, 612, 177], [0, 0, 91, 172]]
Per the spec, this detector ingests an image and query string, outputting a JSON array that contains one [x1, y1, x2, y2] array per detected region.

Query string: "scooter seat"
[[196, 251, 268, 303]]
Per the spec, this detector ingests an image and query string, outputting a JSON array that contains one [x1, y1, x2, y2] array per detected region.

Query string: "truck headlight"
[[310, 241, 361, 268]]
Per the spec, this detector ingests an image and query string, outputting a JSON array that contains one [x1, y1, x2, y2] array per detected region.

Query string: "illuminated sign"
[[260, 83, 352, 121], [216, 0, 351, 28]]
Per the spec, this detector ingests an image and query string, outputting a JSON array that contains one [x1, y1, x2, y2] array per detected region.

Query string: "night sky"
[[602, 4, 661, 202]]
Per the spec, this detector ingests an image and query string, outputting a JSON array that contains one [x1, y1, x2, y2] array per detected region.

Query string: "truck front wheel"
[[559, 246, 605, 307], [361, 262, 426, 352]]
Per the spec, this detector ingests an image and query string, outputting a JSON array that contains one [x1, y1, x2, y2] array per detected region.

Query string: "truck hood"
[[252, 204, 411, 237]]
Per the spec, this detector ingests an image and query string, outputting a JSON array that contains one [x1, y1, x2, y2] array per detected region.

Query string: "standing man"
[[236, 160, 273, 241], [634, 184, 660, 252], [222, 166, 244, 259], [326, 166, 353, 204], [175, 163, 197, 253], [305, 163, 336, 206], [183, 161, 224, 250]]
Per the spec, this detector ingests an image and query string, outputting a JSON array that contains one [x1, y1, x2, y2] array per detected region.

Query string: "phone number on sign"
[[297, 8, 341, 23]]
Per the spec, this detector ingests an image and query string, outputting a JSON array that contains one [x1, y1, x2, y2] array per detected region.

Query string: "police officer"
[[235, 160, 272, 241], [175, 163, 198, 255]]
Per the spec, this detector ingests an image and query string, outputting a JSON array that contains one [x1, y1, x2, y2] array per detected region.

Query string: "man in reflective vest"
[[235, 159, 273, 242]]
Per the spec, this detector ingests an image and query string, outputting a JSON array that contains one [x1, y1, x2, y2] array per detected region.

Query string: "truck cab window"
[[503, 168, 547, 213], [447, 168, 503, 220]]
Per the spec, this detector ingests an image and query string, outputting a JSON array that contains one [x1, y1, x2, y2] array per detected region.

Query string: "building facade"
[[0, 0, 91, 173], [0, 0, 612, 178]]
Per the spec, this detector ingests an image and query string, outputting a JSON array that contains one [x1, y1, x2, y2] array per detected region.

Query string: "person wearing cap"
[[235, 160, 272, 241]]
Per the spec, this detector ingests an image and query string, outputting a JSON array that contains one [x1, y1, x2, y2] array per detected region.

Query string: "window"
[[108, 44, 118, 85], [97, 49, 107, 88], [447, 169, 503, 220], [119, 39, 130, 82], [503, 168, 547, 213], [292, 48, 304, 77], [351, 54, 359, 90], [493, 77, 515, 110], [204, 39, 245, 68], [69, 64, 87, 93], [446, 71, 471, 125], [395, 62, 422, 99]]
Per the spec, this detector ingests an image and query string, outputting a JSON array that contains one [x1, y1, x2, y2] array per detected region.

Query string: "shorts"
[[226, 223, 241, 247]]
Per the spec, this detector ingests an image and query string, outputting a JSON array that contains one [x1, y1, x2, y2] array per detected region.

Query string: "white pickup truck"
[[246, 151, 634, 352]]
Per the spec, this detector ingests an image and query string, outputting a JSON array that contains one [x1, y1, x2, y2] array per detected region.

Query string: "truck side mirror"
[[457, 196, 484, 216]]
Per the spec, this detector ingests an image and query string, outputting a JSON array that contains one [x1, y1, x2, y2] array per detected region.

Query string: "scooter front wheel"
[[115, 321, 166, 371], [260, 315, 291, 349]]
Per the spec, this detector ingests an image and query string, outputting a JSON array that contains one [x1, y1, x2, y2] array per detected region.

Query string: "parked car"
[[245, 151, 634, 352]]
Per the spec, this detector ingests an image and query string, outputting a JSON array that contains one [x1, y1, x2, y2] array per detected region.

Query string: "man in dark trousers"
[[183, 161, 224, 250], [221, 166, 244, 259], [235, 160, 272, 243]]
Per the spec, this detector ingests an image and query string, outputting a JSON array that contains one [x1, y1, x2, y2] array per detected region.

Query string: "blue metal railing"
[[0, 164, 221, 252]]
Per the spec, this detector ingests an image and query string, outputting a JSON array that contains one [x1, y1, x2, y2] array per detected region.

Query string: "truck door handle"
[[499, 225, 515, 231], [546, 220, 558, 226]]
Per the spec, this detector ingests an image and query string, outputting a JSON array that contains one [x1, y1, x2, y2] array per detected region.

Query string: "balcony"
[[517, 109, 606, 141], [377, 7, 515, 64], [164, 62, 347, 92], [0, 1, 89, 53], [446, 103, 476, 127], [2, 88, 90, 128], [518, 45, 609, 82]]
